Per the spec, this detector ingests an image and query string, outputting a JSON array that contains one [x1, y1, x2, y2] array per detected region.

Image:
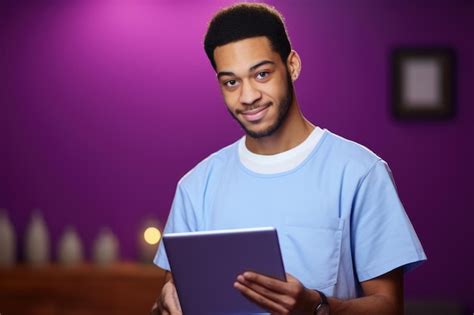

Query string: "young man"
[[152, 3, 426, 315]]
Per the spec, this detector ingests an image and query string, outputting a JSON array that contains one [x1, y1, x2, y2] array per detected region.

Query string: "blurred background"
[[1, 0, 473, 314]]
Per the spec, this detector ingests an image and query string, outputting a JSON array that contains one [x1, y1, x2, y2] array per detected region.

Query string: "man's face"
[[213, 36, 293, 138]]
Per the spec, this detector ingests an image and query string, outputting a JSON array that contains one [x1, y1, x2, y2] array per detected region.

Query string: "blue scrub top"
[[155, 129, 426, 302]]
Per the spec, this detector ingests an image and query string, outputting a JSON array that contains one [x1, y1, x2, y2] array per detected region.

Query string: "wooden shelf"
[[0, 263, 166, 315]]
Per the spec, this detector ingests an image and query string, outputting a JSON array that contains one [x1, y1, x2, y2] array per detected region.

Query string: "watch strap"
[[313, 289, 329, 314]]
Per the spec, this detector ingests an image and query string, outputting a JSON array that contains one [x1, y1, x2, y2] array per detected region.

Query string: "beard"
[[228, 70, 294, 139]]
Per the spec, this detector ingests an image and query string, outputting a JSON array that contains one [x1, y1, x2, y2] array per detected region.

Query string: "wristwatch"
[[313, 289, 330, 315]]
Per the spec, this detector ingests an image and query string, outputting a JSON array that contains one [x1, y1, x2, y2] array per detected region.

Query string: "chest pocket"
[[280, 216, 344, 290]]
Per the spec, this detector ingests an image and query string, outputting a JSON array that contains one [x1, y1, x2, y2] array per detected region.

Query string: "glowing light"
[[144, 227, 161, 245]]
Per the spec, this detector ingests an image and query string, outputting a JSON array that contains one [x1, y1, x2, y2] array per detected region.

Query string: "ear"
[[286, 50, 302, 81]]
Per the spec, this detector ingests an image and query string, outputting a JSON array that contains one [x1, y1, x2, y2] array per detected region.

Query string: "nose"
[[239, 79, 262, 105]]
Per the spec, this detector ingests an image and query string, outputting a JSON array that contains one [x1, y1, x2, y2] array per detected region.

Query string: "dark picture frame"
[[391, 48, 456, 119]]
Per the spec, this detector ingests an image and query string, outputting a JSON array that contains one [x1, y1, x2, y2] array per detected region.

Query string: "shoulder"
[[322, 130, 383, 176], [177, 139, 239, 191]]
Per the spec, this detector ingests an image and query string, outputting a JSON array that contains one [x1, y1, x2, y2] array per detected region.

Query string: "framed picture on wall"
[[391, 48, 456, 119]]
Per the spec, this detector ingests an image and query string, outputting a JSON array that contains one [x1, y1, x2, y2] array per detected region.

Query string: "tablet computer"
[[163, 227, 286, 315]]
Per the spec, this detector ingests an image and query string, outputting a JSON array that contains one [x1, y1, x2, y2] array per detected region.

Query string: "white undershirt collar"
[[238, 127, 325, 174]]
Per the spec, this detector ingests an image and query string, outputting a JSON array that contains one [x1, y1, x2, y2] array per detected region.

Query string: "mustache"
[[236, 102, 271, 115]]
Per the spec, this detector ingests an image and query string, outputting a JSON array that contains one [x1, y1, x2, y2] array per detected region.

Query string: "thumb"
[[285, 273, 299, 283]]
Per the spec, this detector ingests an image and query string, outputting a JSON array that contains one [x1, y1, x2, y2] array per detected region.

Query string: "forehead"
[[213, 36, 281, 73]]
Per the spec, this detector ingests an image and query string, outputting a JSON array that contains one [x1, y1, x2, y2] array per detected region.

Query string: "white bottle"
[[58, 226, 83, 266], [93, 227, 119, 266], [24, 210, 50, 266], [0, 209, 16, 266]]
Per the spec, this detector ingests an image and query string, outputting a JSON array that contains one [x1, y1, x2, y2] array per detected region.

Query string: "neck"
[[245, 97, 315, 155]]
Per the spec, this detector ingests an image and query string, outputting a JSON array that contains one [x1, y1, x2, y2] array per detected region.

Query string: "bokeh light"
[[143, 227, 161, 245]]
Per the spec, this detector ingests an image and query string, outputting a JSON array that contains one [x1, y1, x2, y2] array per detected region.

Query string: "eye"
[[256, 71, 269, 80], [224, 79, 238, 87]]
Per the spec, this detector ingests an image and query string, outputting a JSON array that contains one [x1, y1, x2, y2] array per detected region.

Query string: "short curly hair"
[[204, 2, 292, 70]]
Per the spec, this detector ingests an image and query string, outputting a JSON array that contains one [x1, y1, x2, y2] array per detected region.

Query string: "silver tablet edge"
[[163, 226, 276, 238]]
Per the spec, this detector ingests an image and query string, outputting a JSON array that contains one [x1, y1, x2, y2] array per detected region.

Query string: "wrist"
[[302, 288, 322, 313], [312, 289, 329, 315]]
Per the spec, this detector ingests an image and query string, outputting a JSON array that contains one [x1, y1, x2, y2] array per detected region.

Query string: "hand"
[[151, 280, 183, 315], [234, 272, 320, 315]]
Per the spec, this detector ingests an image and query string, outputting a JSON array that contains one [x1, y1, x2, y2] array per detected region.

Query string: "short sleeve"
[[351, 160, 427, 282], [153, 183, 198, 270]]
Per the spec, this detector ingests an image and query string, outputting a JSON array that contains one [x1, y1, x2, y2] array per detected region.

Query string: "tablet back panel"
[[163, 227, 286, 315]]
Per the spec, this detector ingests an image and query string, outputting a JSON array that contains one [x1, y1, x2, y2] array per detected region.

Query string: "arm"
[[234, 267, 403, 315], [328, 267, 403, 315], [150, 271, 183, 315]]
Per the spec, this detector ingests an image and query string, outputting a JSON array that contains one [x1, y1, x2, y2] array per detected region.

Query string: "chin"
[[244, 122, 280, 139]]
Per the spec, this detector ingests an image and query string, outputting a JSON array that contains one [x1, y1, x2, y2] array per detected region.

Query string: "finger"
[[162, 305, 180, 315], [234, 281, 288, 314], [163, 290, 181, 313], [242, 272, 291, 295], [150, 301, 159, 315], [171, 288, 183, 313], [285, 273, 299, 283], [237, 275, 294, 309], [160, 283, 182, 314], [158, 300, 168, 315]]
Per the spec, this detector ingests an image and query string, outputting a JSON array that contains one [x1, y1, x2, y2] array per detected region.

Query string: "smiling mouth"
[[240, 103, 271, 122], [239, 102, 271, 114]]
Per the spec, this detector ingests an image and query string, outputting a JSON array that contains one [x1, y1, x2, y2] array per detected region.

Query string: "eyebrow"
[[217, 60, 276, 79]]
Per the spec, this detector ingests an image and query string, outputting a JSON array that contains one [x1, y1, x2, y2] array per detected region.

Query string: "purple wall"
[[1, 0, 473, 310]]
